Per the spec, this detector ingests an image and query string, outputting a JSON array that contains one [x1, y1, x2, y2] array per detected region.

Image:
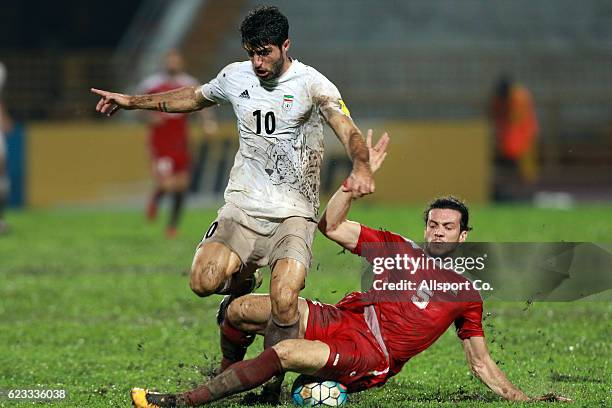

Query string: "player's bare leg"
[[226, 294, 273, 333], [227, 293, 309, 334], [148, 160, 170, 223], [146, 187, 164, 222], [190, 241, 262, 325], [219, 295, 309, 372], [131, 339, 328, 408], [148, 159, 190, 238], [164, 171, 189, 238], [217, 294, 268, 373], [189, 242, 242, 298], [266, 258, 306, 343], [254, 259, 306, 402]]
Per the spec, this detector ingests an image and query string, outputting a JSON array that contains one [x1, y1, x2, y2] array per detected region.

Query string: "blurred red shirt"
[[139, 73, 198, 163]]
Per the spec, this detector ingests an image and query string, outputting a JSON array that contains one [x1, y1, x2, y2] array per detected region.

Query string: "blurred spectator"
[[0, 61, 13, 234], [489, 75, 539, 201], [137, 50, 218, 238]]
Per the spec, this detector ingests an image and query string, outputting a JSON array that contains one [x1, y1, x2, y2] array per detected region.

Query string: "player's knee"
[[176, 175, 189, 191], [167, 177, 182, 193], [225, 302, 238, 326], [226, 297, 245, 327], [189, 277, 214, 297], [271, 340, 299, 369], [189, 260, 222, 297], [157, 177, 172, 192]]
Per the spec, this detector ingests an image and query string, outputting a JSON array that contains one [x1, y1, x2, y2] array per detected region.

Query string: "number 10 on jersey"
[[253, 110, 276, 135]]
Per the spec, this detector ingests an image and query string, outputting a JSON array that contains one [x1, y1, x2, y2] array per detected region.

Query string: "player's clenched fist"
[[342, 129, 390, 198], [91, 88, 133, 116], [343, 166, 374, 198]]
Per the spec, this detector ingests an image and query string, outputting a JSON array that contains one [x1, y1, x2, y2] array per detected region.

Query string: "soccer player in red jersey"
[[131, 132, 569, 407], [139, 50, 217, 238]]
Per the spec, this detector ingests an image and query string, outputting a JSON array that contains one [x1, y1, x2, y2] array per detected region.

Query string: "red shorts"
[[304, 300, 389, 392], [152, 152, 190, 176]]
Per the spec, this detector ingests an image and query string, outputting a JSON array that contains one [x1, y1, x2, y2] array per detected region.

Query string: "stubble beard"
[[267, 53, 286, 81]]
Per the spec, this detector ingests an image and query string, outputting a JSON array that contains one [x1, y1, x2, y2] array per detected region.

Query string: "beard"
[[266, 53, 286, 81], [424, 241, 461, 257]]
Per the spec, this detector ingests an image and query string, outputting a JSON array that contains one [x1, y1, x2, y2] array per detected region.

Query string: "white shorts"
[[198, 203, 317, 271]]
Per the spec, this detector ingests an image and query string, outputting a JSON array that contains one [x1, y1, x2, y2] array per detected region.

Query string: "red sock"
[[221, 319, 255, 346], [219, 357, 235, 372], [219, 319, 255, 371], [180, 348, 283, 406]]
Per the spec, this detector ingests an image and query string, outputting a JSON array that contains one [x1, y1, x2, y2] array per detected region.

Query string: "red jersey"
[[337, 225, 484, 378], [139, 73, 198, 158]]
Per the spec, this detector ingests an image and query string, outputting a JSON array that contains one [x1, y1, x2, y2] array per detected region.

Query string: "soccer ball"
[[291, 375, 348, 406]]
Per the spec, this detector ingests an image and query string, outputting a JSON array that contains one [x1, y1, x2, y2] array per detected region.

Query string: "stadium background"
[[1, 1, 611, 407], [3, 0, 611, 207]]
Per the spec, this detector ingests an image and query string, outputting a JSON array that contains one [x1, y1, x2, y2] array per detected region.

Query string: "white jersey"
[[201, 60, 349, 219]]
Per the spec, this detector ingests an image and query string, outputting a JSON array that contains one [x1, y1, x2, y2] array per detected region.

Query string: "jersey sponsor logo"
[[239, 89, 250, 99], [282, 94, 294, 111]]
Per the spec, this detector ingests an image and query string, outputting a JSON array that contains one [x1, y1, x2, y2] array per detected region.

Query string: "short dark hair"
[[240, 6, 289, 49], [424, 195, 472, 232]]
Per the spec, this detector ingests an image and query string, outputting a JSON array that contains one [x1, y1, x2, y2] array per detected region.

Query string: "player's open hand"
[[367, 129, 389, 174], [532, 393, 572, 402], [91, 88, 133, 116]]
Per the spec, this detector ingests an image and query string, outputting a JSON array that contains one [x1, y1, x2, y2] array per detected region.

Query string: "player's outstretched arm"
[[318, 130, 389, 251], [321, 103, 375, 198], [462, 336, 530, 401], [462, 336, 571, 402], [90, 86, 215, 117]]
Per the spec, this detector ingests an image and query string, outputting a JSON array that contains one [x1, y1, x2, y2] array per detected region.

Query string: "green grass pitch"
[[1, 203, 610, 407]]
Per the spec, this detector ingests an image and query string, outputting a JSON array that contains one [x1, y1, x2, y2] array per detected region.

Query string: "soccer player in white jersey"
[[91, 6, 377, 398]]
